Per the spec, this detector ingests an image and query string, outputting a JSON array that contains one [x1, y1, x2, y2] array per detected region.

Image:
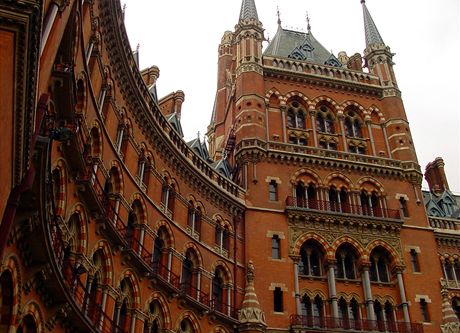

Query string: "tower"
[[207, 1, 442, 332]]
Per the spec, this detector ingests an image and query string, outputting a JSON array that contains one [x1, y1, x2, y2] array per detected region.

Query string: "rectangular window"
[[420, 299, 430, 322], [272, 235, 281, 259], [273, 287, 283, 312], [399, 197, 409, 217], [410, 249, 420, 272], [269, 180, 278, 201]]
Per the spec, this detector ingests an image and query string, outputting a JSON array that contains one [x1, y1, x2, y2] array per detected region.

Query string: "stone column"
[[130, 310, 136, 333], [280, 105, 287, 143], [395, 268, 410, 323], [138, 227, 146, 255], [361, 263, 375, 320], [366, 118, 376, 156], [292, 256, 302, 315], [327, 261, 339, 318], [381, 123, 392, 158], [338, 112, 348, 152], [309, 109, 318, 147]]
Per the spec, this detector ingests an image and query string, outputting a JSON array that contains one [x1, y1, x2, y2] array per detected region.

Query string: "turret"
[[208, 0, 266, 162], [208, 31, 234, 160], [233, 0, 266, 142], [361, 0, 418, 163], [361, 0, 397, 89]]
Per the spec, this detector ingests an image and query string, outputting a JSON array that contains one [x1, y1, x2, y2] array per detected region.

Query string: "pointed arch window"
[[286, 101, 306, 129], [344, 110, 363, 138], [161, 180, 175, 215], [335, 246, 357, 280], [17, 315, 37, 333], [212, 272, 225, 313], [299, 241, 324, 277], [181, 251, 197, 297], [360, 190, 382, 217], [370, 248, 390, 283], [215, 224, 230, 254], [188, 203, 201, 238], [295, 182, 318, 209], [316, 106, 335, 134]]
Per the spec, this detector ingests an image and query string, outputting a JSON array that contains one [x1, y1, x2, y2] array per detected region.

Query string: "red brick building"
[[0, 0, 457, 332]]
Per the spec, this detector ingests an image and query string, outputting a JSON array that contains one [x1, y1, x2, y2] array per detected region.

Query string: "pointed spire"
[[239, 0, 259, 22], [361, 0, 385, 47], [277, 6, 281, 26], [238, 261, 266, 328]]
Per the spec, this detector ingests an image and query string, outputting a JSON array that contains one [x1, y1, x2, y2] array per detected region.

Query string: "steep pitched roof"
[[362, 0, 385, 47], [423, 190, 460, 219], [264, 27, 338, 67], [239, 0, 259, 22]]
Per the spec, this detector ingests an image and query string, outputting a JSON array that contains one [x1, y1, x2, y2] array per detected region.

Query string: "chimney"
[[425, 157, 450, 195], [347, 53, 363, 72]]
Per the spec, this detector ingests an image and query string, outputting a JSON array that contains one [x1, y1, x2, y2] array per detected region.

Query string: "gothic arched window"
[[335, 244, 358, 280], [316, 106, 335, 134], [299, 240, 324, 277], [370, 247, 391, 283]]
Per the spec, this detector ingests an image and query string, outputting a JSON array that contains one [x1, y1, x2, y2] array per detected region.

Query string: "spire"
[[361, 0, 385, 47], [306, 11, 311, 33], [277, 6, 281, 26], [239, 0, 259, 22], [238, 261, 266, 331]]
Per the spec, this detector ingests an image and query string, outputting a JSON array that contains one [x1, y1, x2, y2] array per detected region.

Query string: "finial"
[[277, 6, 281, 26], [197, 131, 201, 140], [361, 0, 366, 4], [136, 43, 140, 52], [247, 260, 255, 283], [306, 11, 311, 32]]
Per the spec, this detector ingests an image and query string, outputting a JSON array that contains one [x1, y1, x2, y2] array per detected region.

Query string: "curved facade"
[[0, 0, 457, 332]]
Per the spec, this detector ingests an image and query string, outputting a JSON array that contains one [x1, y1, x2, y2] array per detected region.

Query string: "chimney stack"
[[425, 157, 450, 195]]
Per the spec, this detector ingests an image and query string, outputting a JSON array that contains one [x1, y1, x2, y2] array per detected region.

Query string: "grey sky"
[[123, 0, 460, 192]]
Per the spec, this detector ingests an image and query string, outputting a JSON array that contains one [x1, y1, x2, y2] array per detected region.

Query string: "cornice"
[[263, 61, 383, 98], [235, 138, 422, 182], [98, 0, 245, 215]]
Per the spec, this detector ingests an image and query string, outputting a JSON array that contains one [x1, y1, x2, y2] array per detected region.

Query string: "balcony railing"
[[211, 298, 238, 319], [48, 212, 126, 333], [152, 261, 181, 291], [180, 282, 211, 307], [290, 315, 423, 333], [286, 197, 401, 220]]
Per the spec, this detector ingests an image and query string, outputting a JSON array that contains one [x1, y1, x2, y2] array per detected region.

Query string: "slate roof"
[[264, 25, 340, 67], [423, 190, 460, 219], [362, 1, 385, 47], [239, 0, 259, 21]]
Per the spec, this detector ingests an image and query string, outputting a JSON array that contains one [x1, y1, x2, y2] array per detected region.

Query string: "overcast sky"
[[123, 0, 460, 192]]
